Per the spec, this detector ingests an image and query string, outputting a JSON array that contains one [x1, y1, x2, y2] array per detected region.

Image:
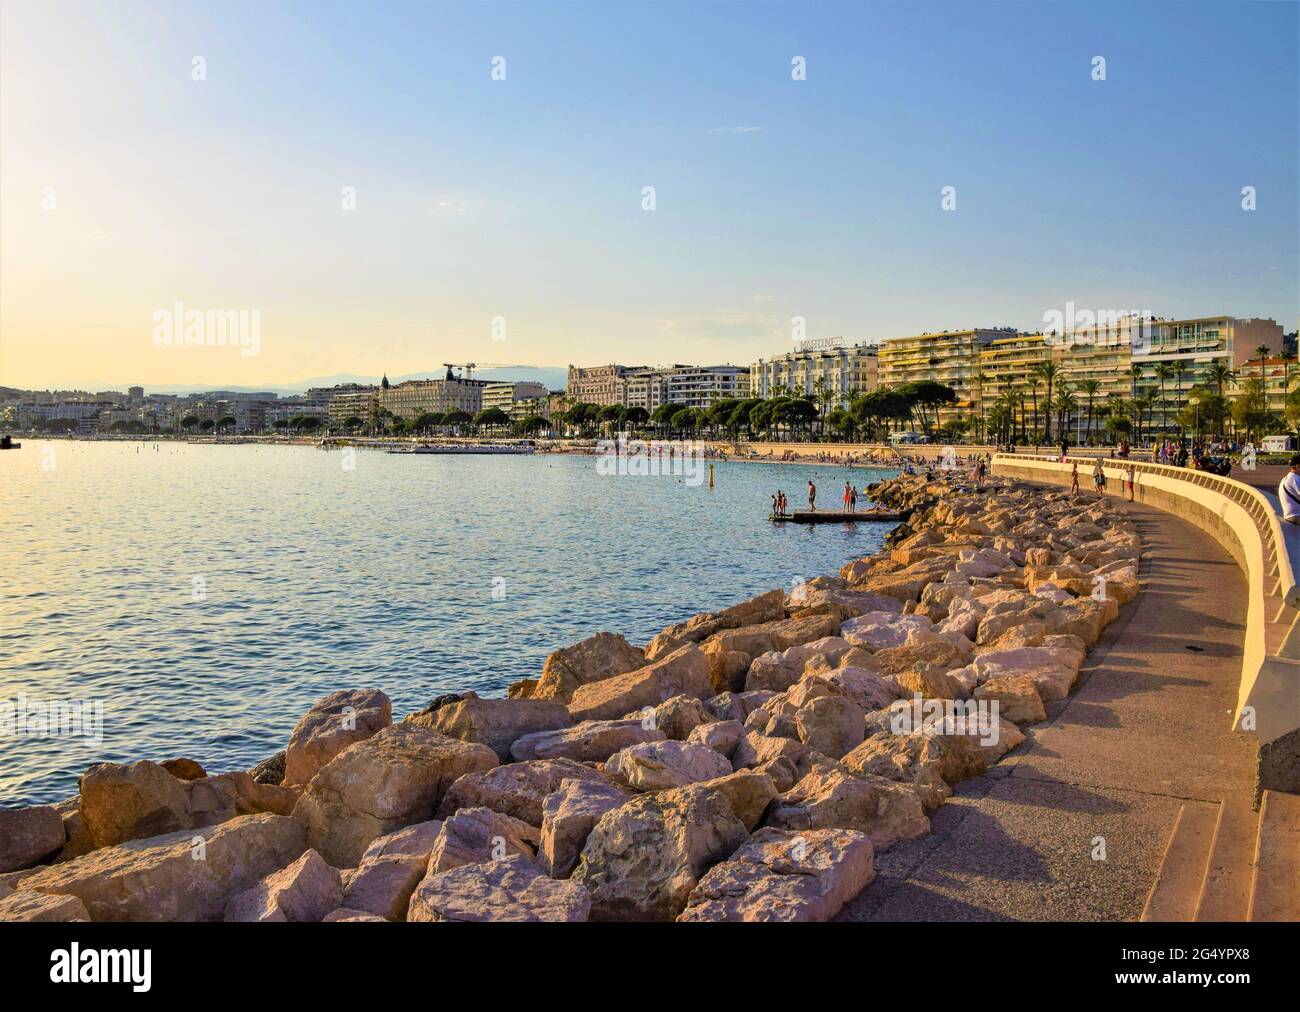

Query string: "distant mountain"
[[4, 366, 570, 399]]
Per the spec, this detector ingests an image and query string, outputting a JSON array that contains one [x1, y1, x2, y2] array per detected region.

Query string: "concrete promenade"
[[840, 495, 1257, 921]]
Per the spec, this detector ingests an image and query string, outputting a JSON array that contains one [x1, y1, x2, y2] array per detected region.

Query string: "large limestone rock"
[[0, 890, 91, 922], [572, 770, 778, 921], [510, 719, 665, 762], [427, 807, 539, 875], [407, 693, 571, 762], [686, 718, 744, 759], [795, 694, 866, 759], [840, 612, 934, 652], [766, 758, 929, 851], [531, 632, 647, 702], [568, 644, 712, 722], [437, 758, 611, 827], [677, 827, 874, 922], [744, 636, 854, 693], [637, 694, 713, 740], [539, 779, 632, 878], [647, 589, 785, 654], [1046, 595, 1119, 644], [283, 689, 392, 787], [787, 580, 904, 621], [223, 848, 342, 922], [732, 730, 811, 772], [341, 819, 443, 921], [973, 674, 1047, 724], [952, 646, 1080, 702], [0, 806, 66, 872], [18, 813, 307, 922], [79, 761, 298, 849], [407, 854, 590, 922], [605, 740, 733, 791], [841, 734, 952, 812], [292, 724, 497, 866]]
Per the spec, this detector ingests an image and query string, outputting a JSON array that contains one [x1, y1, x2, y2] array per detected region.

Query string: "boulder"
[[427, 807, 538, 875], [732, 731, 811, 772], [161, 758, 206, 781], [568, 644, 712, 722], [954, 646, 1080, 702], [283, 689, 392, 787], [223, 848, 342, 922], [743, 636, 854, 693], [841, 733, 952, 812], [322, 907, 387, 922], [408, 854, 590, 921], [292, 724, 497, 866], [0, 890, 91, 922], [636, 694, 713, 740], [531, 632, 647, 702], [795, 694, 866, 759], [649, 589, 786, 649], [766, 758, 929, 851], [677, 827, 874, 922], [341, 819, 443, 921], [973, 674, 1047, 725], [437, 758, 611, 827], [840, 612, 933, 652], [18, 813, 306, 922], [1046, 595, 1119, 644], [819, 665, 899, 712], [408, 693, 571, 762], [538, 779, 632, 878], [572, 770, 778, 920], [0, 806, 66, 872], [510, 719, 664, 762], [79, 761, 299, 849], [605, 740, 733, 791], [249, 750, 287, 786], [686, 719, 744, 759]]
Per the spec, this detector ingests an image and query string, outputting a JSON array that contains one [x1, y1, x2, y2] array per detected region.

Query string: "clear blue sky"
[[1, 0, 1296, 388]]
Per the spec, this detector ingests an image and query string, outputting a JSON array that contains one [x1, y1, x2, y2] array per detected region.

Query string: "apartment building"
[[377, 376, 486, 419], [482, 381, 549, 419], [749, 343, 879, 405], [878, 328, 1015, 424], [327, 387, 378, 427], [566, 364, 644, 406]]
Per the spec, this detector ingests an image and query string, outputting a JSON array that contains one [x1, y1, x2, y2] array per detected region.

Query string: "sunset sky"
[[2, 0, 1296, 391]]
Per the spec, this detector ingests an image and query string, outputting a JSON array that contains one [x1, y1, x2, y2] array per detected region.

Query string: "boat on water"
[[0, 435, 20, 450]]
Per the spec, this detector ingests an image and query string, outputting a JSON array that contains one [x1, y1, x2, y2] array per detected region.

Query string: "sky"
[[1, 0, 1296, 391]]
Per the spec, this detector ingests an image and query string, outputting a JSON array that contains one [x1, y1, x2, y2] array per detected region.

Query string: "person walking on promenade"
[[1126, 463, 1136, 501], [1279, 455, 1300, 525], [1070, 460, 1080, 495], [1093, 458, 1106, 494], [807, 480, 817, 512], [1059, 437, 1069, 462]]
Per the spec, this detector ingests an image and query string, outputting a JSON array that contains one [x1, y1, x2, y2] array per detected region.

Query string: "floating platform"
[[770, 509, 904, 524]]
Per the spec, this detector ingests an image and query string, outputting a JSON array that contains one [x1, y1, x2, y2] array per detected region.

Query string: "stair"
[[1248, 790, 1300, 921], [1142, 791, 1300, 921]]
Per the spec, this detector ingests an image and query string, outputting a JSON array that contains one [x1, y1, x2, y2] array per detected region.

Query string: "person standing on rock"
[[807, 480, 817, 512], [1070, 460, 1080, 495], [1126, 463, 1136, 501]]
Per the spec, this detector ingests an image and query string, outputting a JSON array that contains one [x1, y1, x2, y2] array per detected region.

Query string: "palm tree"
[[1025, 377, 1041, 446], [1172, 360, 1188, 433], [1078, 379, 1101, 445], [1153, 363, 1174, 435], [1256, 344, 1272, 384], [1207, 362, 1236, 398], [1031, 362, 1059, 444]]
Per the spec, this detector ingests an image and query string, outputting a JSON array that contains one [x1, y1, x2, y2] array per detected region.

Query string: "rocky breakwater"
[[0, 474, 1141, 923]]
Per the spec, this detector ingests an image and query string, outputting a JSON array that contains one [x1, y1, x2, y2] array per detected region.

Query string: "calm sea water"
[[1, 440, 895, 806]]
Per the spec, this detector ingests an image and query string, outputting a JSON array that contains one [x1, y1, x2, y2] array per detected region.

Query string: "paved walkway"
[[839, 496, 1257, 921]]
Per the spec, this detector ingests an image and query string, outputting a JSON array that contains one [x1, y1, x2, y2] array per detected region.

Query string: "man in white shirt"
[[1279, 454, 1300, 524]]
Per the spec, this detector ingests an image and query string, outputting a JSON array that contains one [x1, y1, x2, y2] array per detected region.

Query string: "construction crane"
[[442, 362, 542, 380]]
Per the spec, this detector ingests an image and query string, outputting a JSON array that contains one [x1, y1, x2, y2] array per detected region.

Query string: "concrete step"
[[1142, 801, 1218, 921], [1194, 798, 1257, 921], [1248, 790, 1300, 922]]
